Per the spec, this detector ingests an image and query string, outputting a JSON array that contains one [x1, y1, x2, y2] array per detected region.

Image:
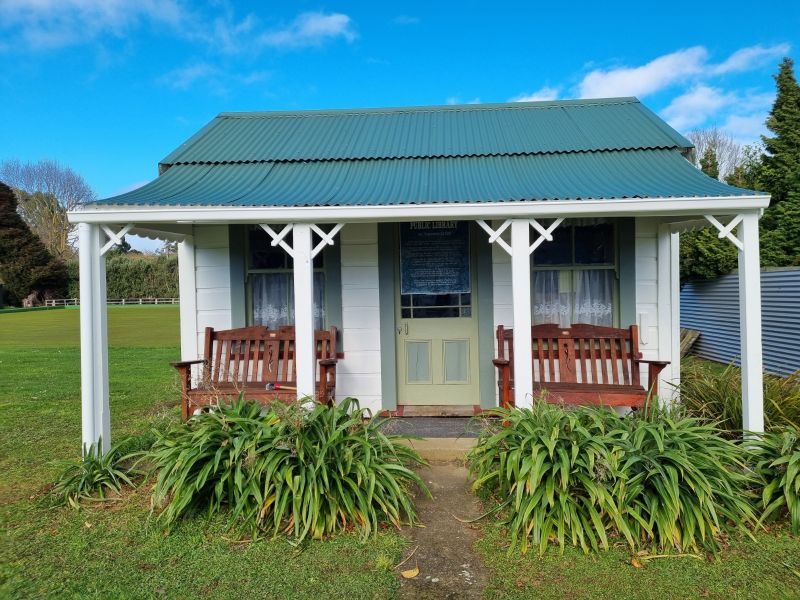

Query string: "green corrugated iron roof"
[[95, 98, 764, 208]]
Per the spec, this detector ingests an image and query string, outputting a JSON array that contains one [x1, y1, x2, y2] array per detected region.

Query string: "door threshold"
[[384, 405, 482, 418]]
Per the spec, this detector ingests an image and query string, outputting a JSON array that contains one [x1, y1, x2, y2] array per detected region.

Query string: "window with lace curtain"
[[246, 226, 326, 330], [531, 220, 616, 327]]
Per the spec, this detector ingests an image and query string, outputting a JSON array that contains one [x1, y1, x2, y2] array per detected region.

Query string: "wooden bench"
[[171, 325, 339, 420], [493, 324, 668, 408]]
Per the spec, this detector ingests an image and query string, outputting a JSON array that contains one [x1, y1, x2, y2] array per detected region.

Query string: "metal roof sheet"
[[160, 98, 692, 165], [96, 149, 758, 208]]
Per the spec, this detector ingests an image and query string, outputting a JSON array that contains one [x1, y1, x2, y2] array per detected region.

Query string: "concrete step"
[[400, 437, 477, 462]]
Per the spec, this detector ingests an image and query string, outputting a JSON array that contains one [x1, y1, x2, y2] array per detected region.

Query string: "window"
[[247, 226, 325, 329], [531, 220, 616, 327]]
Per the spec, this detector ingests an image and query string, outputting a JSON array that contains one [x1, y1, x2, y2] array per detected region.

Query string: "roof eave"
[[68, 194, 771, 225]]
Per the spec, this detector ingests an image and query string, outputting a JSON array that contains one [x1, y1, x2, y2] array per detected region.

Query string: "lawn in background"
[[0, 307, 403, 599]]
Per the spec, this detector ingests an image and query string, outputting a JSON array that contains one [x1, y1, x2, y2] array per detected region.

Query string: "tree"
[[0, 159, 96, 259], [699, 146, 719, 180], [686, 127, 742, 180], [725, 144, 764, 190], [0, 182, 67, 305], [761, 57, 800, 206]]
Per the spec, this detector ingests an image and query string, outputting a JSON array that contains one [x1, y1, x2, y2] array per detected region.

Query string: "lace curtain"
[[533, 270, 614, 327], [252, 272, 325, 329]]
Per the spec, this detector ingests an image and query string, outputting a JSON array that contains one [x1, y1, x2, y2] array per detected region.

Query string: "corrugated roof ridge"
[[216, 97, 640, 119], [167, 145, 686, 166]]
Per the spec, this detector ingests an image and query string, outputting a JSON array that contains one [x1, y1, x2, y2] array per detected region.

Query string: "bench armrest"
[[634, 359, 670, 366], [318, 358, 338, 367], [633, 359, 670, 398], [492, 358, 510, 367], [170, 359, 206, 369]]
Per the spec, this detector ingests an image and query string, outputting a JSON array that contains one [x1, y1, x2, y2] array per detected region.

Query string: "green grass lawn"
[[0, 307, 404, 599], [476, 524, 800, 600], [2, 308, 797, 599]]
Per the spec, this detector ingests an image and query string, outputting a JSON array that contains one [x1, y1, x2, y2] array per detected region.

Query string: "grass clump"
[[753, 425, 800, 534], [678, 359, 800, 434], [468, 401, 759, 555], [47, 439, 134, 508], [148, 396, 427, 541]]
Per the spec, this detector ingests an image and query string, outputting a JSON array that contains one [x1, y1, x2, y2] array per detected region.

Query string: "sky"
[[0, 0, 797, 251]]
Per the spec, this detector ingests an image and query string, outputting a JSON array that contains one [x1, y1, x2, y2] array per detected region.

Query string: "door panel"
[[396, 222, 480, 406]]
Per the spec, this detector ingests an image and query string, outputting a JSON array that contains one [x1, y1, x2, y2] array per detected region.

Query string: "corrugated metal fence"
[[680, 268, 800, 376]]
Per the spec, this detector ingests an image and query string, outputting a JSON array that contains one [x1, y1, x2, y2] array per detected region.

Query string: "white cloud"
[[259, 12, 356, 49], [712, 43, 791, 75], [661, 85, 735, 131], [578, 46, 708, 98], [722, 114, 768, 144], [0, 0, 183, 50], [446, 96, 481, 105], [510, 86, 560, 102], [159, 63, 217, 90]]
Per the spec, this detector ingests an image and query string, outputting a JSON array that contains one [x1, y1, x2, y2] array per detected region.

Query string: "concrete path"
[[397, 463, 487, 599]]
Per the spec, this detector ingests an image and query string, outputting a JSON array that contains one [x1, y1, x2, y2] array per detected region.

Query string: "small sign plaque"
[[400, 221, 470, 294]]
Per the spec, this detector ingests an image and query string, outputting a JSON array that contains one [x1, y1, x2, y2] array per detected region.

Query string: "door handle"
[[396, 323, 409, 336]]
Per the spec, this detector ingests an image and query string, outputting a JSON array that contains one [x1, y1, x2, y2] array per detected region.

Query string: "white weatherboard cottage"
[[68, 98, 770, 452]]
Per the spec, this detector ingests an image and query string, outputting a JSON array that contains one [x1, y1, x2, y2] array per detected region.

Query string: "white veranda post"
[[260, 223, 344, 401], [705, 211, 764, 433], [510, 220, 533, 408], [477, 217, 563, 409], [292, 224, 316, 399], [78, 223, 110, 453]]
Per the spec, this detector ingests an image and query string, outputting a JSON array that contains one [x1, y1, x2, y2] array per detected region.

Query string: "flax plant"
[[616, 410, 758, 552], [468, 402, 631, 555], [148, 397, 428, 542], [753, 426, 800, 534], [48, 439, 134, 508]]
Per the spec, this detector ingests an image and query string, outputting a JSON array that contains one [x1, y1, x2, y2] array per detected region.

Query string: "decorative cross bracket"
[[476, 219, 512, 255], [310, 223, 344, 258], [259, 223, 345, 259], [260, 224, 295, 258], [704, 214, 744, 251], [528, 218, 564, 254], [477, 217, 564, 256], [100, 223, 134, 256]]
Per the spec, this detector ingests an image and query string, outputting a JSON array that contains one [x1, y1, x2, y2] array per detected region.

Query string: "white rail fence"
[[44, 298, 179, 307]]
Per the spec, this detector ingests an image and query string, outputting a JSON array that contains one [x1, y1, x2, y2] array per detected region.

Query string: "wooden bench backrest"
[[496, 323, 642, 386], [203, 325, 337, 387]]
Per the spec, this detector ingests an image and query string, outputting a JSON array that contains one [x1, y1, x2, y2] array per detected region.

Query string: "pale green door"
[[396, 222, 480, 406]]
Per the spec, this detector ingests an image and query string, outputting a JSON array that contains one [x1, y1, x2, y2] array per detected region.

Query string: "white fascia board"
[[67, 195, 770, 225]]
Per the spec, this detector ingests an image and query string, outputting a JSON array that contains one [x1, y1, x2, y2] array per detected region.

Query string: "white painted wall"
[[635, 217, 678, 399], [338, 223, 383, 412], [192, 225, 232, 355]]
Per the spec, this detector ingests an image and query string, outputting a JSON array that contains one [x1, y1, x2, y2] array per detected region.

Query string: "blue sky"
[[1, 1, 797, 250]]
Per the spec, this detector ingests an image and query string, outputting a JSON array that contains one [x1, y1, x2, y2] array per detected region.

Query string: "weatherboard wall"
[[337, 223, 383, 412], [192, 225, 233, 354]]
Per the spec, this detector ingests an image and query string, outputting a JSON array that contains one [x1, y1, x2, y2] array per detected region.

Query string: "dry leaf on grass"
[[401, 567, 420, 579]]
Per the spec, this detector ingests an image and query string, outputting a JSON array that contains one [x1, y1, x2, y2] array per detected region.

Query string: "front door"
[[396, 221, 480, 406]]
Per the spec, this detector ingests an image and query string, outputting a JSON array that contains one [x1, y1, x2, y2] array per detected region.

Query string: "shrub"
[[678, 359, 800, 434], [468, 402, 759, 555], [148, 397, 427, 541], [617, 411, 757, 552], [468, 402, 631, 555], [66, 253, 178, 299], [753, 426, 800, 534], [47, 440, 134, 508]]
